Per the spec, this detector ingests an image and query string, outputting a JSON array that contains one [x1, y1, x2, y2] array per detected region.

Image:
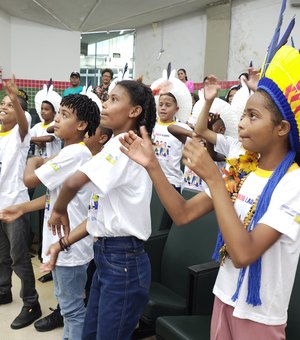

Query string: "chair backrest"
[[286, 259, 300, 339], [160, 190, 218, 298], [150, 186, 169, 235]]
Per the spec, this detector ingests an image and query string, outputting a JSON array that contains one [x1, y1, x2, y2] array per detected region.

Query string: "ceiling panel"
[[0, 0, 221, 32]]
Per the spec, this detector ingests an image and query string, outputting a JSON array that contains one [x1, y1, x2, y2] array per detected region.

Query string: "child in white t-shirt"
[[119, 10, 300, 338], [39, 80, 157, 340], [0, 76, 41, 329], [30, 101, 61, 157], [151, 68, 193, 228], [1, 93, 100, 339]]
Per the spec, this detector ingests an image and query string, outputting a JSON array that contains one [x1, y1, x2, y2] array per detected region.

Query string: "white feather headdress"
[[151, 64, 192, 123], [34, 82, 62, 121]]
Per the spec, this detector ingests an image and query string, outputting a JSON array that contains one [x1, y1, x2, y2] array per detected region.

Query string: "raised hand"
[[244, 67, 260, 92], [48, 209, 70, 238], [4, 75, 18, 100], [204, 75, 221, 101], [119, 126, 156, 169], [40, 242, 61, 272], [0, 205, 24, 223]]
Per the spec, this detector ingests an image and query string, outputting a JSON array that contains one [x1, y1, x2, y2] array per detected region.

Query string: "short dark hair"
[[101, 68, 113, 79], [60, 94, 100, 137]]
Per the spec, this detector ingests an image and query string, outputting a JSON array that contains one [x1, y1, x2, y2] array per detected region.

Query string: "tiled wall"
[[0, 79, 240, 109]]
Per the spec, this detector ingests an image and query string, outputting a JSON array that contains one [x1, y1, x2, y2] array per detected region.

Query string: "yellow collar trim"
[[42, 122, 52, 128], [254, 162, 299, 178], [157, 119, 176, 126], [0, 129, 13, 136], [78, 141, 85, 146]]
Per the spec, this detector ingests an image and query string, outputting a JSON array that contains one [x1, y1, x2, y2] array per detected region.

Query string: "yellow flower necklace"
[[219, 151, 259, 265]]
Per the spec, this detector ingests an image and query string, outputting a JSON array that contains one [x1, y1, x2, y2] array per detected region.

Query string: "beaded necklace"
[[218, 151, 259, 265]]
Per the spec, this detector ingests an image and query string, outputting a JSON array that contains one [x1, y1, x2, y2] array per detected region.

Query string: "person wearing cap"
[[63, 72, 83, 97]]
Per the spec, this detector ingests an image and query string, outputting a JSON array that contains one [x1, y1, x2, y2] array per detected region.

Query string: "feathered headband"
[[34, 79, 62, 121], [257, 0, 300, 152], [219, 0, 300, 308], [108, 63, 131, 94], [80, 85, 102, 112], [151, 63, 192, 123]]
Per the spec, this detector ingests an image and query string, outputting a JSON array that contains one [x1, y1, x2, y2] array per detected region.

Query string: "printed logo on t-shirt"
[[183, 168, 204, 191], [153, 140, 171, 160], [45, 189, 51, 211], [49, 161, 61, 171], [236, 193, 255, 205], [88, 194, 100, 222], [105, 153, 117, 165], [280, 204, 300, 223]]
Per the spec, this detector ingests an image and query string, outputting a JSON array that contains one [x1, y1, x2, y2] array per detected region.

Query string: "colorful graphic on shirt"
[[105, 153, 117, 165], [45, 189, 51, 211], [49, 161, 61, 171], [88, 194, 100, 222], [153, 140, 171, 160], [183, 168, 203, 190]]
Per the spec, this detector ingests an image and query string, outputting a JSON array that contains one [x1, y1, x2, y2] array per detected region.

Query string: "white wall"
[[228, 0, 300, 79], [135, 12, 207, 84], [0, 13, 81, 81], [0, 10, 11, 77]]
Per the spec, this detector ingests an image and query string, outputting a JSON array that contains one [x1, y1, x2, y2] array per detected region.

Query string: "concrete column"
[[204, 1, 231, 80]]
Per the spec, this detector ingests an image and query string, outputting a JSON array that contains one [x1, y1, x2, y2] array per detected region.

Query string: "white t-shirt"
[[213, 166, 300, 325], [35, 143, 94, 266], [152, 121, 191, 188], [80, 135, 152, 241], [30, 121, 61, 158], [0, 125, 30, 209], [215, 134, 245, 166]]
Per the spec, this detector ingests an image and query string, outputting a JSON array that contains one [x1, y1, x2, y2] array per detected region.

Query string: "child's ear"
[[98, 134, 109, 145], [278, 120, 290, 137], [78, 120, 88, 132], [129, 105, 142, 118]]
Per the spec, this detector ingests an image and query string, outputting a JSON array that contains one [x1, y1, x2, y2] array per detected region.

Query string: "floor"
[[0, 255, 156, 340]]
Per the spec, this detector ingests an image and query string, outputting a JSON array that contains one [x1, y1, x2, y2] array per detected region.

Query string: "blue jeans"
[[52, 264, 88, 340], [0, 214, 39, 306], [82, 236, 151, 340]]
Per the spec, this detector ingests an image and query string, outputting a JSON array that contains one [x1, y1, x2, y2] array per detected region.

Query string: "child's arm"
[[31, 135, 55, 144], [48, 171, 90, 237], [23, 157, 48, 188], [0, 195, 46, 223], [41, 219, 89, 272], [194, 76, 220, 145], [4, 75, 28, 141], [167, 124, 193, 144], [183, 138, 281, 268], [120, 126, 214, 226]]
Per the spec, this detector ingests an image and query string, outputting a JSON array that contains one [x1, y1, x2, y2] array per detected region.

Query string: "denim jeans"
[[82, 236, 151, 340], [0, 214, 39, 306], [52, 264, 88, 340]]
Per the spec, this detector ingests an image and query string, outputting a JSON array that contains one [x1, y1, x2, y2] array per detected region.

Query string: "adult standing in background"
[[94, 68, 113, 102], [62, 72, 83, 97], [177, 68, 194, 93]]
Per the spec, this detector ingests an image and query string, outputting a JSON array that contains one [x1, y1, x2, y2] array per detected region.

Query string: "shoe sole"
[[11, 311, 42, 330]]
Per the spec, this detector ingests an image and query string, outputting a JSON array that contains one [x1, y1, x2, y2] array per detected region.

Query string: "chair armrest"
[[144, 229, 169, 282], [186, 261, 219, 315]]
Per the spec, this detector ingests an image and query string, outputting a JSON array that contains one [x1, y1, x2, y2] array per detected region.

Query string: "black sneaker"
[[34, 306, 64, 332], [11, 303, 42, 329], [0, 291, 12, 305]]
